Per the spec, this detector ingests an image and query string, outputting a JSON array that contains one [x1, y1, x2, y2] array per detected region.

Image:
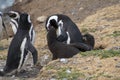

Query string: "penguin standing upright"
[[0, 13, 38, 76], [45, 14, 95, 49], [6, 11, 35, 44]]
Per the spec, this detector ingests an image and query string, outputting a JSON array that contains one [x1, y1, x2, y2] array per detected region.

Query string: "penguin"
[[0, 13, 38, 76], [45, 14, 95, 49], [6, 11, 20, 34], [47, 20, 92, 59], [46, 14, 83, 44], [0, 11, 8, 39], [6, 11, 35, 44], [47, 19, 94, 52], [47, 26, 91, 60]]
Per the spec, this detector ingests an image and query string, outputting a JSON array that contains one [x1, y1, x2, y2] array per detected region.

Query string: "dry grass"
[[77, 4, 120, 49]]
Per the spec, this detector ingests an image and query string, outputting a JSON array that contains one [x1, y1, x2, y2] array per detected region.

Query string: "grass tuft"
[[80, 50, 120, 58], [57, 67, 84, 80]]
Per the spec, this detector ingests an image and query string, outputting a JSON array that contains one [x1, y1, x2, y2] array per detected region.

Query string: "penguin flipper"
[[26, 41, 38, 65], [69, 42, 92, 52]]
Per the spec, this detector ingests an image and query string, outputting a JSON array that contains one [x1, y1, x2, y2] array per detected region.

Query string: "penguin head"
[[6, 11, 21, 20], [19, 13, 31, 30], [49, 19, 58, 29], [46, 14, 65, 31], [46, 15, 58, 31]]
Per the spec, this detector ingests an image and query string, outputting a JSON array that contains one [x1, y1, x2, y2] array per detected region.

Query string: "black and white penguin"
[[47, 26, 91, 60], [6, 11, 35, 44], [46, 14, 84, 44], [46, 14, 95, 49], [0, 12, 8, 39], [0, 13, 38, 76]]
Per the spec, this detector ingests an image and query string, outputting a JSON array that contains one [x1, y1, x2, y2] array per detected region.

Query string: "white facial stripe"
[[11, 19, 18, 28], [28, 15, 31, 23], [46, 15, 58, 30], [10, 22, 17, 34], [58, 20, 63, 28], [18, 37, 27, 70], [56, 26, 62, 37], [10, 19, 18, 34], [9, 11, 20, 19], [66, 32, 70, 44]]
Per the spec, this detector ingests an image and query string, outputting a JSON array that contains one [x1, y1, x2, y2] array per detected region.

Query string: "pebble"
[[60, 58, 68, 63], [50, 78, 56, 80], [66, 69, 71, 74], [37, 16, 47, 23], [115, 62, 120, 68], [82, 67, 89, 70], [11, 75, 15, 78], [62, 78, 68, 80]]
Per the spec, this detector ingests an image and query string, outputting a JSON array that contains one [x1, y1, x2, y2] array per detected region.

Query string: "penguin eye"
[[9, 13, 17, 18]]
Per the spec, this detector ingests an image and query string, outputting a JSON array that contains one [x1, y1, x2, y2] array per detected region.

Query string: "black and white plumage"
[[0, 13, 38, 76], [46, 14, 83, 44], [7, 11, 20, 34], [7, 11, 35, 44], [47, 27, 91, 60], [46, 15, 95, 51]]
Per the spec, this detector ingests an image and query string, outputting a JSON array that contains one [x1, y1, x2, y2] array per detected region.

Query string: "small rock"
[[37, 16, 47, 23], [60, 58, 68, 63], [66, 69, 71, 74], [11, 75, 15, 78], [114, 57, 118, 61], [115, 62, 120, 68], [97, 65, 102, 68], [50, 78, 56, 80], [82, 67, 89, 70], [62, 78, 68, 80]]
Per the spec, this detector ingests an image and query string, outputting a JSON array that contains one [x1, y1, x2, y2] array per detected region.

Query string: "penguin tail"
[[50, 19, 58, 29]]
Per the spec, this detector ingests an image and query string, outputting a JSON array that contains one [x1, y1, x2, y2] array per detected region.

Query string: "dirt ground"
[[0, 0, 120, 80]]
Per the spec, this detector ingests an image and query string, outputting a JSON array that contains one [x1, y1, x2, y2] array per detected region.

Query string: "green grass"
[[106, 31, 120, 37], [81, 28, 97, 33], [80, 50, 120, 58], [57, 67, 85, 80]]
